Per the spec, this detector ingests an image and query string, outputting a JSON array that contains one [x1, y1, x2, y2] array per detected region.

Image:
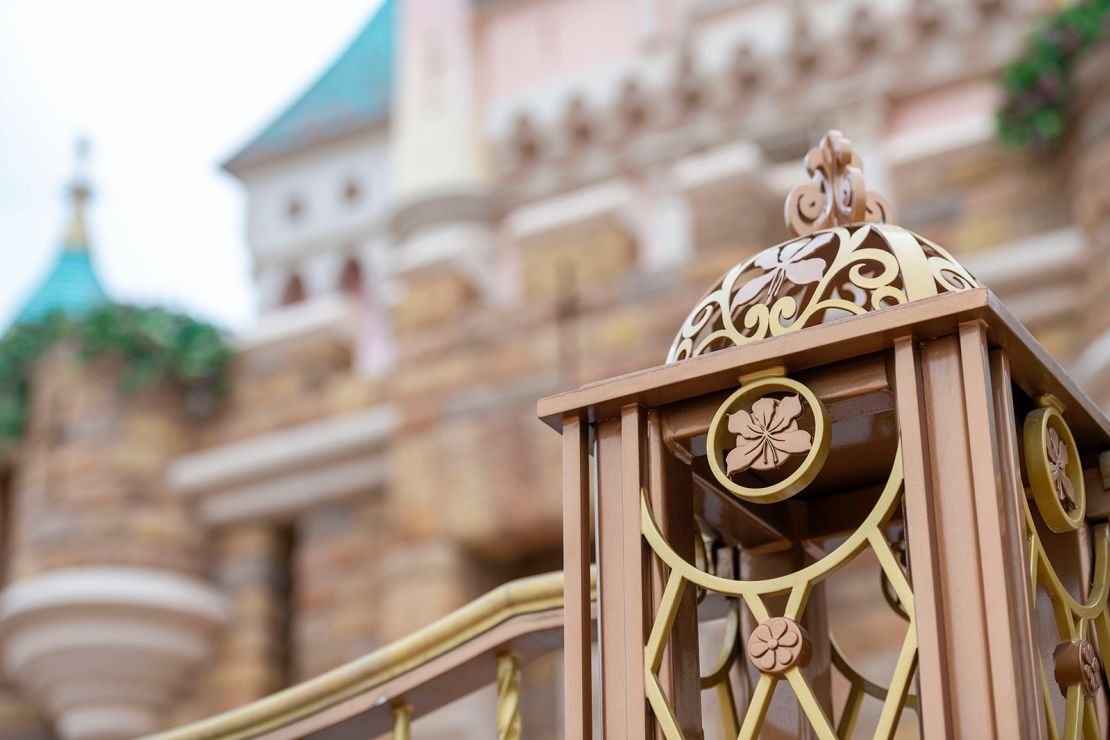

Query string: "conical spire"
[[11, 138, 108, 326], [63, 138, 92, 252]]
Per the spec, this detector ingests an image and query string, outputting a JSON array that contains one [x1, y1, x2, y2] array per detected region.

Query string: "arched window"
[[338, 257, 364, 296], [281, 274, 306, 306], [286, 195, 305, 223], [342, 179, 363, 205]]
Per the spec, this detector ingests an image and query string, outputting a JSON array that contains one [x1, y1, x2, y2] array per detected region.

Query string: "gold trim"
[[496, 652, 522, 740], [391, 704, 411, 740], [1024, 485, 1110, 739], [144, 571, 584, 740], [1024, 397, 1086, 532]]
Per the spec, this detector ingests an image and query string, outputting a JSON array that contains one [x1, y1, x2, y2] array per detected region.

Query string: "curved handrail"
[[146, 570, 578, 740]]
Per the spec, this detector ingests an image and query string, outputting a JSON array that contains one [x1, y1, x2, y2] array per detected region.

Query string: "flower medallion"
[[706, 374, 830, 503], [726, 394, 813, 475], [747, 617, 811, 676], [1023, 396, 1085, 533], [1054, 639, 1102, 699], [1046, 427, 1077, 512], [729, 233, 830, 309]]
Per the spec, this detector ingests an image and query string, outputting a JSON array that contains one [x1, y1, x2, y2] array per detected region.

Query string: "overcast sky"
[[0, 0, 382, 332]]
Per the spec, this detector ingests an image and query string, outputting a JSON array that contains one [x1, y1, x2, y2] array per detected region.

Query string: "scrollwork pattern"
[[784, 129, 892, 237], [666, 223, 979, 364]]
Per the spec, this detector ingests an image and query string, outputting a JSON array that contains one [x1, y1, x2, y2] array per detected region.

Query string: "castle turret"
[[0, 147, 227, 740]]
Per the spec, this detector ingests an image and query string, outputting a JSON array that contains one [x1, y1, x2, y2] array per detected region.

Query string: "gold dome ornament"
[[667, 130, 978, 364]]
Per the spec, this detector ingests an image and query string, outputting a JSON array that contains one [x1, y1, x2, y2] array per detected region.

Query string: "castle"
[[3, 1, 1110, 738]]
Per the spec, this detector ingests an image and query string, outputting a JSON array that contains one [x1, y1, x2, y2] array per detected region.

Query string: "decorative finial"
[[65, 137, 93, 251], [784, 130, 893, 237]]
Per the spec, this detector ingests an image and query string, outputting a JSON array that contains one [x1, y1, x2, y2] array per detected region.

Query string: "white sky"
[[0, 0, 382, 332]]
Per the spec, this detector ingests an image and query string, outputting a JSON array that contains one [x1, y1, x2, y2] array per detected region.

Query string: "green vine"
[[0, 304, 233, 445], [997, 0, 1110, 150]]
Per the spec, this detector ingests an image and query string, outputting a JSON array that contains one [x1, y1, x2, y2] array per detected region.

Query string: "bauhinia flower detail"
[[730, 232, 832, 309], [1046, 427, 1077, 512], [1054, 639, 1102, 699], [747, 617, 811, 676], [726, 394, 813, 474]]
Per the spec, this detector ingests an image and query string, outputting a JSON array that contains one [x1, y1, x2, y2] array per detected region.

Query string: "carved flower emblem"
[[1078, 641, 1102, 698], [726, 395, 813, 474], [1046, 427, 1077, 512], [1054, 639, 1102, 698], [731, 232, 832, 309], [747, 617, 811, 676]]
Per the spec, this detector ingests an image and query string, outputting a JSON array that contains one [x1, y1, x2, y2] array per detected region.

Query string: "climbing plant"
[[0, 304, 232, 445], [997, 0, 1110, 150]]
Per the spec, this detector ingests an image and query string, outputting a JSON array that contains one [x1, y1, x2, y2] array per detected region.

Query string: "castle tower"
[[0, 147, 226, 740], [387, 0, 502, 318], [14, 141, 107, 325]]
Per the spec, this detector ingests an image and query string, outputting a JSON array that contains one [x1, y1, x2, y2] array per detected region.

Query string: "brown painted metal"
[[988, 347, 1048, 737], [561, 411, 593, 740], [596, 411, 650, 739], [539, 289, 1110, 448], [544, 286, 1110, 738], [646, 411, 702, 738]]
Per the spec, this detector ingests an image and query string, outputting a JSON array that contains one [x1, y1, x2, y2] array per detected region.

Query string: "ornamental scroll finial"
[[784, 130, 894, 237]]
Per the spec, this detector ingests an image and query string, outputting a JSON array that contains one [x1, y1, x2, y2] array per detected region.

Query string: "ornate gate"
[[542, 131, 1110, 739]]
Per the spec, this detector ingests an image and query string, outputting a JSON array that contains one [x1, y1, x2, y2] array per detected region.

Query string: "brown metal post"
[[646, 411, 702, 738], [987, 347, 1048, 737], [894, 325, 1044, 739], [562, 411, 593, 739], [596, 407, 649, 738]]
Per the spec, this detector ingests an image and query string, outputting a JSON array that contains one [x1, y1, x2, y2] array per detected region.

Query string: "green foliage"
[[0, 304, 232, 444], [998, 0, 1110, 150]]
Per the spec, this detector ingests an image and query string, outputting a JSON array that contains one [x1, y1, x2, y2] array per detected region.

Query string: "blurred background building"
[[2, 0, 1109, 737]]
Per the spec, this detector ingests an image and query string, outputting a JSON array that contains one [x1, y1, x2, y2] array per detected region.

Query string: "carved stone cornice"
[[495, 0, 1040, 206]]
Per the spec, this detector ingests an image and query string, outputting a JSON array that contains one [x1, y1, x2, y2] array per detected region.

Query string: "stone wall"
[[8, 346, 201, 580]]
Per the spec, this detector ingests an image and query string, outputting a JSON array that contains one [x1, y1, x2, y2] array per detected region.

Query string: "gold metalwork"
[[706, 373, 831, 503], [143, 570, 584, 740], [785, 130, 893, 237], [1024, 395, 1086, 533], [1023, 492, 1110, 738], [642, 445, 916, 739], [878, 527, 910, 622], [666, 223, 978, 363], [699, 596, 742, 739], [830, 638, 919, 737], [496, 652, 522, 740], [391, 703, 411, 740]]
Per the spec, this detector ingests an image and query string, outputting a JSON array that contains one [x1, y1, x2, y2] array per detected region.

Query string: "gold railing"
[[146, 570, 583, 740]]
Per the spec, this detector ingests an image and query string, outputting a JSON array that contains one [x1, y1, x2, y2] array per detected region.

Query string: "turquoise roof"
[[13, 169, 108, 329], [225, 0, 395, 171], [15, 246, 107, 325]]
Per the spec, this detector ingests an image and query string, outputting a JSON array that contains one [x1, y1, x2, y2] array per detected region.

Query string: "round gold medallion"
[[1024, 396, 1084, 533], [706, 374, 830, 503]]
